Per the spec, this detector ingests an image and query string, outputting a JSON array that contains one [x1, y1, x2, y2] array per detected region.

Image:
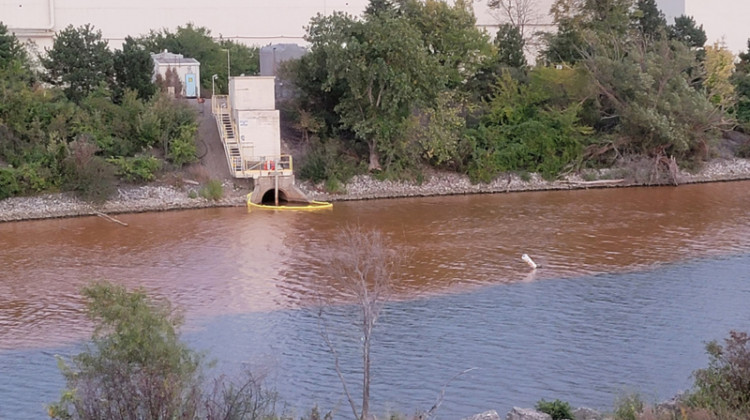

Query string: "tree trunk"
[[368, 140, 382, 171]]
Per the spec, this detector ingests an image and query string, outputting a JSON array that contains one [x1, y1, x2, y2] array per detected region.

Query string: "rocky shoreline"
[[2, 158, 750, 223]]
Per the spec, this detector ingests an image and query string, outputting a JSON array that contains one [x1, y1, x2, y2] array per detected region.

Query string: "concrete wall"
[[230, 77, 276, 111], [233, 110, 281, 158]]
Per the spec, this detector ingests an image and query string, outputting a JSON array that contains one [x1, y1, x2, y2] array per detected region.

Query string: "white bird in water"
[[521, 253, 538, 269]]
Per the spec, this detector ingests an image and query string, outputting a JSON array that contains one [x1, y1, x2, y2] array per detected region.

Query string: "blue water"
[[5, 253, 747, 419]]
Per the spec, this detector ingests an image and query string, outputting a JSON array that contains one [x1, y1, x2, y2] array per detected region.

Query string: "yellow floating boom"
[[247, 195, 332, 211]]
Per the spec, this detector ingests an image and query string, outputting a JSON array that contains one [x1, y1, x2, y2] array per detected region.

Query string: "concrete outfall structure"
[[213, 76, 311, 205]]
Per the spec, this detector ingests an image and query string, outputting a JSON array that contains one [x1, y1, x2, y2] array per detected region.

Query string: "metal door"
[[185, 73, 197, 98]]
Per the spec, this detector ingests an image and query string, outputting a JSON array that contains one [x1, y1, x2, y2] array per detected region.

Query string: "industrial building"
[[2, 0, 747, 55]]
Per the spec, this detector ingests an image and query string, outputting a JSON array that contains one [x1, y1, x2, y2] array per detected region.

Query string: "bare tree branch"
[[316, 225, 403, 420]]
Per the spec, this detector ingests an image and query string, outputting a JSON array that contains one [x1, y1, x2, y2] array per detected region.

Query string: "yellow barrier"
[[246, 196, 333, 211]]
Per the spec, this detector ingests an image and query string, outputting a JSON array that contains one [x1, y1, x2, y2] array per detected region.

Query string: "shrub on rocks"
[[536, 399, 574, 420]]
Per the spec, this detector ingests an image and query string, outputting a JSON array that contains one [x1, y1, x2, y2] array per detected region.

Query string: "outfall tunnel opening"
[[260, 189, 289, 205], [249, 175, 312, 206]]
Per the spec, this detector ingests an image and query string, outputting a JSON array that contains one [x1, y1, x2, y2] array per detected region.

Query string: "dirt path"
[[194, 100, 233, 181]]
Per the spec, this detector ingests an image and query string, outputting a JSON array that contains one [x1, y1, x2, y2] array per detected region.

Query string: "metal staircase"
[[212, 95, 243, 175], [211, 92, 293, 179]]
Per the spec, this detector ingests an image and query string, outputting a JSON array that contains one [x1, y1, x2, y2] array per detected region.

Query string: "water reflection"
[[2, 182, 750, 418], [2, 182, 750, 349]]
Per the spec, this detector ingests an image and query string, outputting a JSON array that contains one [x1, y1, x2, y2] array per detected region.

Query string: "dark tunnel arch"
[[260, 189, 289, 205]]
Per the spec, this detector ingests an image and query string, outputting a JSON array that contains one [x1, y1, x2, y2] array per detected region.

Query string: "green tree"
[[689, 330, 750, 416], [41, 24, 114, 103], [0, 21, 28, 68], [306, 11, 438, 171], [48, 282, 203, 419], [632, 0, 666, 39], [704, 42, 736, 111], [218, 39, 260, 77], [466, 71, 590, 182], [668, 15, 707, 49], [542, 0, 633, 65], [581, 36, 724, 162], [140, 24, 259, 96], [732, 40, 750, 128], [397, 0, 492, 90], [737, 39, 750, 74], [112, 36, 156, 101], [495, 23, 527, 68]]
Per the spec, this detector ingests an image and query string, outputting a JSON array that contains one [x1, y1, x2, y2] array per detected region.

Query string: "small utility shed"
[[229, 76, 280, 161], [151, 50, 201, 98]]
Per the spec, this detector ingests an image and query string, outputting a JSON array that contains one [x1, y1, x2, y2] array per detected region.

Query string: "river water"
[[1, 182, 750, 419]]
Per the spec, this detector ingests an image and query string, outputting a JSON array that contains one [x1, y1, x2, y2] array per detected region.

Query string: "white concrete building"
[[151, 50, 200, 98], [1, 0, 747, 56], [229, 76, 280, 162]]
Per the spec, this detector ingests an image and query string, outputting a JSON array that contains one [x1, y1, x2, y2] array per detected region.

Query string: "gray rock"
[[572, 406, 603, 420], [462, 410, 501, 420], [506, 407, 552, 420]]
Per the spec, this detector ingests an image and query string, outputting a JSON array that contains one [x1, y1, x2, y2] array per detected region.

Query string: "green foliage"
[[112, 36, 156, 102], [581, 36, 723, 162], [495, 23, 527, 69], [140, 23, 259, 96], [63, 136, 116, 203], [398, 0, 492, 90], [294, 1, 488, 176], [613, 393, 645, 420], [0, 21, 29, 69], [0, 167, 20, 199], [48, 282, 203, 419], [407, 91, 466, 167], [540, 19, 586, 65], [108, 155, 162, 182], [704, 43, 736, 111], [41, 24, 114, 103], [535, 398, 574, 420], [466, 71, 589, 182], [632, 0, 667, 39], [306, 11, 437, 172], [689, 330, 750, 416], [167, 124, 198, 167], [668, 15, 707, 49], [199, 179, 223, 200], [543, 0, 633, 65], [299, 137, 361, 189], [219, 39, 260, 77], [301, 405, 333, 420], [732, 41, 750, 130]]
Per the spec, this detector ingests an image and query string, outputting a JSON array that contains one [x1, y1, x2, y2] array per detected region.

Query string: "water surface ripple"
[[1, 182, 750, 418]]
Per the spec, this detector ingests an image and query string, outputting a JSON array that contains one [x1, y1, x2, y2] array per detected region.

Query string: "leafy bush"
[[465, 71, 589, 183], [199, 179, 223, 200], [613, 393, 645, 420], [107, 155, 162, 182], [535, 398, 573, 420], [49, 282, 282, 420], [48, 282, 204, 419], [0, 168, 20, 199], [63, 136, 116, 202], [16, 162, 60, 193], [689, 330, 750, 415], [299, 137, 361, 189], [167, 124, 198, 167]]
